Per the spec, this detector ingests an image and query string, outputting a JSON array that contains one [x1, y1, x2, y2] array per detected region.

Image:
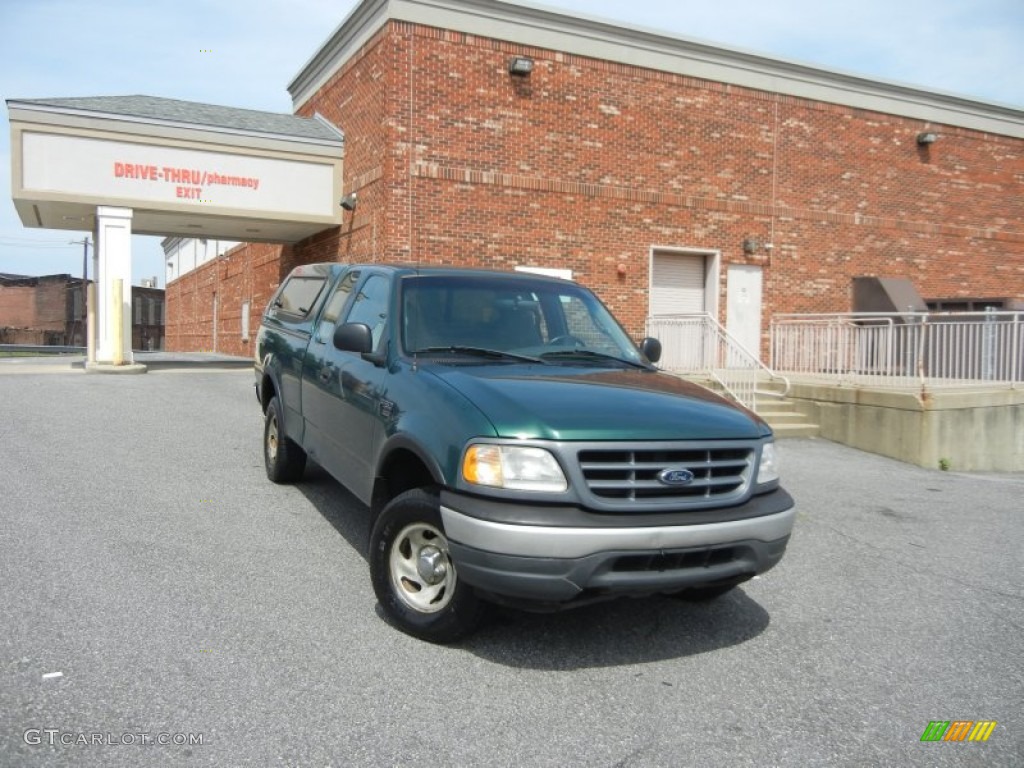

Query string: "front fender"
[[374, 433, 447, 486], [376, 363, 498, 486]]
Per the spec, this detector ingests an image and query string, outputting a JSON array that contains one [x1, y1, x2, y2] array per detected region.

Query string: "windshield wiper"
[[539, 349, 650, 369], [412, 346, 544, 364]]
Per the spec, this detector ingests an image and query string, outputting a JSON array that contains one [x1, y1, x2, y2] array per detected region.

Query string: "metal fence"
[[646, 314, 789, 410], [770, 311, 1024, 389]]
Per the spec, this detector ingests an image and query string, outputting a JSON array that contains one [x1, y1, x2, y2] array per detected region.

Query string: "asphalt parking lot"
[[1, 366, 1021, 767]]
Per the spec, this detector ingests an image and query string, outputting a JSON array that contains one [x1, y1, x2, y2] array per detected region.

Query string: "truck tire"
[[370, 488, 482, 643], [264, 396, 306, 483]]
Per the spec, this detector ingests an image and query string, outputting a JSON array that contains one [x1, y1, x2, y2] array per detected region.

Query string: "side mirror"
[[333, 322, 373, 353], [639, 336, 662, 363]]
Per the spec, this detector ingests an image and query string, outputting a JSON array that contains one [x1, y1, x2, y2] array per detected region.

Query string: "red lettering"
[[117, 163, 162, 181], [166, 167, 198, 184]]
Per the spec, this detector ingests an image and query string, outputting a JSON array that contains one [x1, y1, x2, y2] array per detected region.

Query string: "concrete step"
[[770, 422, 821, 439], [755, 396, 821, 437], [673, 372, 820, 437], [756, 410, 809, 425]]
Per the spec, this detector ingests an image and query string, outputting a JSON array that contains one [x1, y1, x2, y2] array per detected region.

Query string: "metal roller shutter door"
[[650, 253, 705, 315]]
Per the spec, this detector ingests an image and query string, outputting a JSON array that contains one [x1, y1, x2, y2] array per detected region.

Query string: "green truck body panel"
[[427, 366, 768, 442]]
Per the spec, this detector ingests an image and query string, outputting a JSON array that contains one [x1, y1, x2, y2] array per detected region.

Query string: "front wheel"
[[370, 489, 482, 643]]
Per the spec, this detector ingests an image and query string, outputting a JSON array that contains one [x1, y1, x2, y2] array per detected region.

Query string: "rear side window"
[[272, 276, 326, 318]]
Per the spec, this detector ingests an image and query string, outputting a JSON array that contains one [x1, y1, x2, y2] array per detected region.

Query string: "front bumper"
[[440, 488, 795, 605]]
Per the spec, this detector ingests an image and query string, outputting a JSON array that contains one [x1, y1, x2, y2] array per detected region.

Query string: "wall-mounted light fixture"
[[743, 238, 758, 255], [340, 192, 358, 211], [916, 132, 938, 146], [508, 56, 534, 76]]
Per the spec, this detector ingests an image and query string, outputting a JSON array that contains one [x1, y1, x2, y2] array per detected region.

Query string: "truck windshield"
[[400, 274, 645, 365]]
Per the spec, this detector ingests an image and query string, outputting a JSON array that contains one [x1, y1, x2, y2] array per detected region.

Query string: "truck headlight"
[[462, 444, 568, 492], [756, 441, 780, 486]]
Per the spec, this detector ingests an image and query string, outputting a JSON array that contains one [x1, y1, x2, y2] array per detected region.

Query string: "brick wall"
[[1, 276, 161, 347], [0, 284, 36, 327], [166, 19, 1023, 354], [395, 25, 1021, 320], [0, 276, 73, 331], [33, 278, 69, 331], [166, 241, 285, 356]]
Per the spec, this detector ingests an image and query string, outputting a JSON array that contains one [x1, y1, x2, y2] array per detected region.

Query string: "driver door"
[[314, 272, 390, 502]]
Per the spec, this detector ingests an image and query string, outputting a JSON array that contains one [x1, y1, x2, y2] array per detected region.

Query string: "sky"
[[1, 0, 1022, 287]]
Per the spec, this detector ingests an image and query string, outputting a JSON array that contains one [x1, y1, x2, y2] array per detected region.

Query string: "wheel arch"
[[259, 368, 280, 412], [371, 435, 447, 518]]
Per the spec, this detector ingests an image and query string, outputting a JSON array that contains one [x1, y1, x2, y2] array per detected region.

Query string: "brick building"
[[164, 0, 1024, 357], [0, 272, 165, 349], [0, 273, 88, 346]]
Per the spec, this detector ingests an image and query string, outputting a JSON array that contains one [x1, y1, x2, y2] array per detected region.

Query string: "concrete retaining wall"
[[789, 383, 1024, 472]]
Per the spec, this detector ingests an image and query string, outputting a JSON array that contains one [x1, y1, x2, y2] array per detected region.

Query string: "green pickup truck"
[[255, 263, 794, 642]]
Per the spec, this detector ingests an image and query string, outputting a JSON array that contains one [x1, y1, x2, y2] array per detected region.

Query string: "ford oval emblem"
[[657, 467, 695, 486]]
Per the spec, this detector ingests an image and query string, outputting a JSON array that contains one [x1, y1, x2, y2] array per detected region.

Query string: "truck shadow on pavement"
[[464, 593, 770, 670], [294, 463, 373, 557], [296, 463, 771, 670]]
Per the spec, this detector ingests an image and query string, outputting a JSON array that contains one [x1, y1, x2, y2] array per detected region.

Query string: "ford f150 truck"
[[255, 263, 795, 642]]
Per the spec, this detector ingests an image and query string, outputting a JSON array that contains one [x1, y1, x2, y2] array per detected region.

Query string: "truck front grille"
[[575, 444, 754, 507]]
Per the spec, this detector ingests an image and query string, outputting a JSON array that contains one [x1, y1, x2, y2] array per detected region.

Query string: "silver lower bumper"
[[440, 503, 796, 559]]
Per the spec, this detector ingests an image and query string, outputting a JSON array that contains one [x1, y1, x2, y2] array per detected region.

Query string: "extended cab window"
[[315, 271, 359, 344], [272, 276, 326, 318], [344, 275, 389, 350]]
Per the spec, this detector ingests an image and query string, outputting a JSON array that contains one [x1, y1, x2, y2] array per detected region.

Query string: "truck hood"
[[426, 364, 768, 440]]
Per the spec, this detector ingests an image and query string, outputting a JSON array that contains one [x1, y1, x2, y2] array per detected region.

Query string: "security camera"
[[764, 243, 774, 251], [340, 193, 358, 211]]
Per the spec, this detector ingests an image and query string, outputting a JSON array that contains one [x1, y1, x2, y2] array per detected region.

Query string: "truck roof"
[[288, 262, 573, 284]]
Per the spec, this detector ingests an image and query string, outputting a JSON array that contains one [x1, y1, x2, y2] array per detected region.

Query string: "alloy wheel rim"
[[267, 413, 279, 461], [388, 522, 456, 613]]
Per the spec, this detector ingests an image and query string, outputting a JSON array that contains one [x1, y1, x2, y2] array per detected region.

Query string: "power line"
[[0, 243, 80, 250], [0, 235, 79, 245]]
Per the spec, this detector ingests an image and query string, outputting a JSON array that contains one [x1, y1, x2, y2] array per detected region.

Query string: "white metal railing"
[[770, 311, 1024, 389], [646, 313, 790, 410]]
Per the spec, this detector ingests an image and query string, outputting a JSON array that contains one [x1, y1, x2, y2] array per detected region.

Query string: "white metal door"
[[649, 253, 705, 315], [726, 265, 763, 358]]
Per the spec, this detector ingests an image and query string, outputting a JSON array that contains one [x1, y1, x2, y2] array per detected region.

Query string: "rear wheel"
[[370, 488, 481, 642], [263, 396, 306, 483]]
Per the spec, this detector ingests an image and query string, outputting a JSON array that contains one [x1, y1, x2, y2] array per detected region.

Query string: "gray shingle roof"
[[12, 95, 342, 143]]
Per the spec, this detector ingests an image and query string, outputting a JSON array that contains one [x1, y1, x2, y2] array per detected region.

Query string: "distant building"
[[0, 273, 165, 349], [161, 237, 239, 286]]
